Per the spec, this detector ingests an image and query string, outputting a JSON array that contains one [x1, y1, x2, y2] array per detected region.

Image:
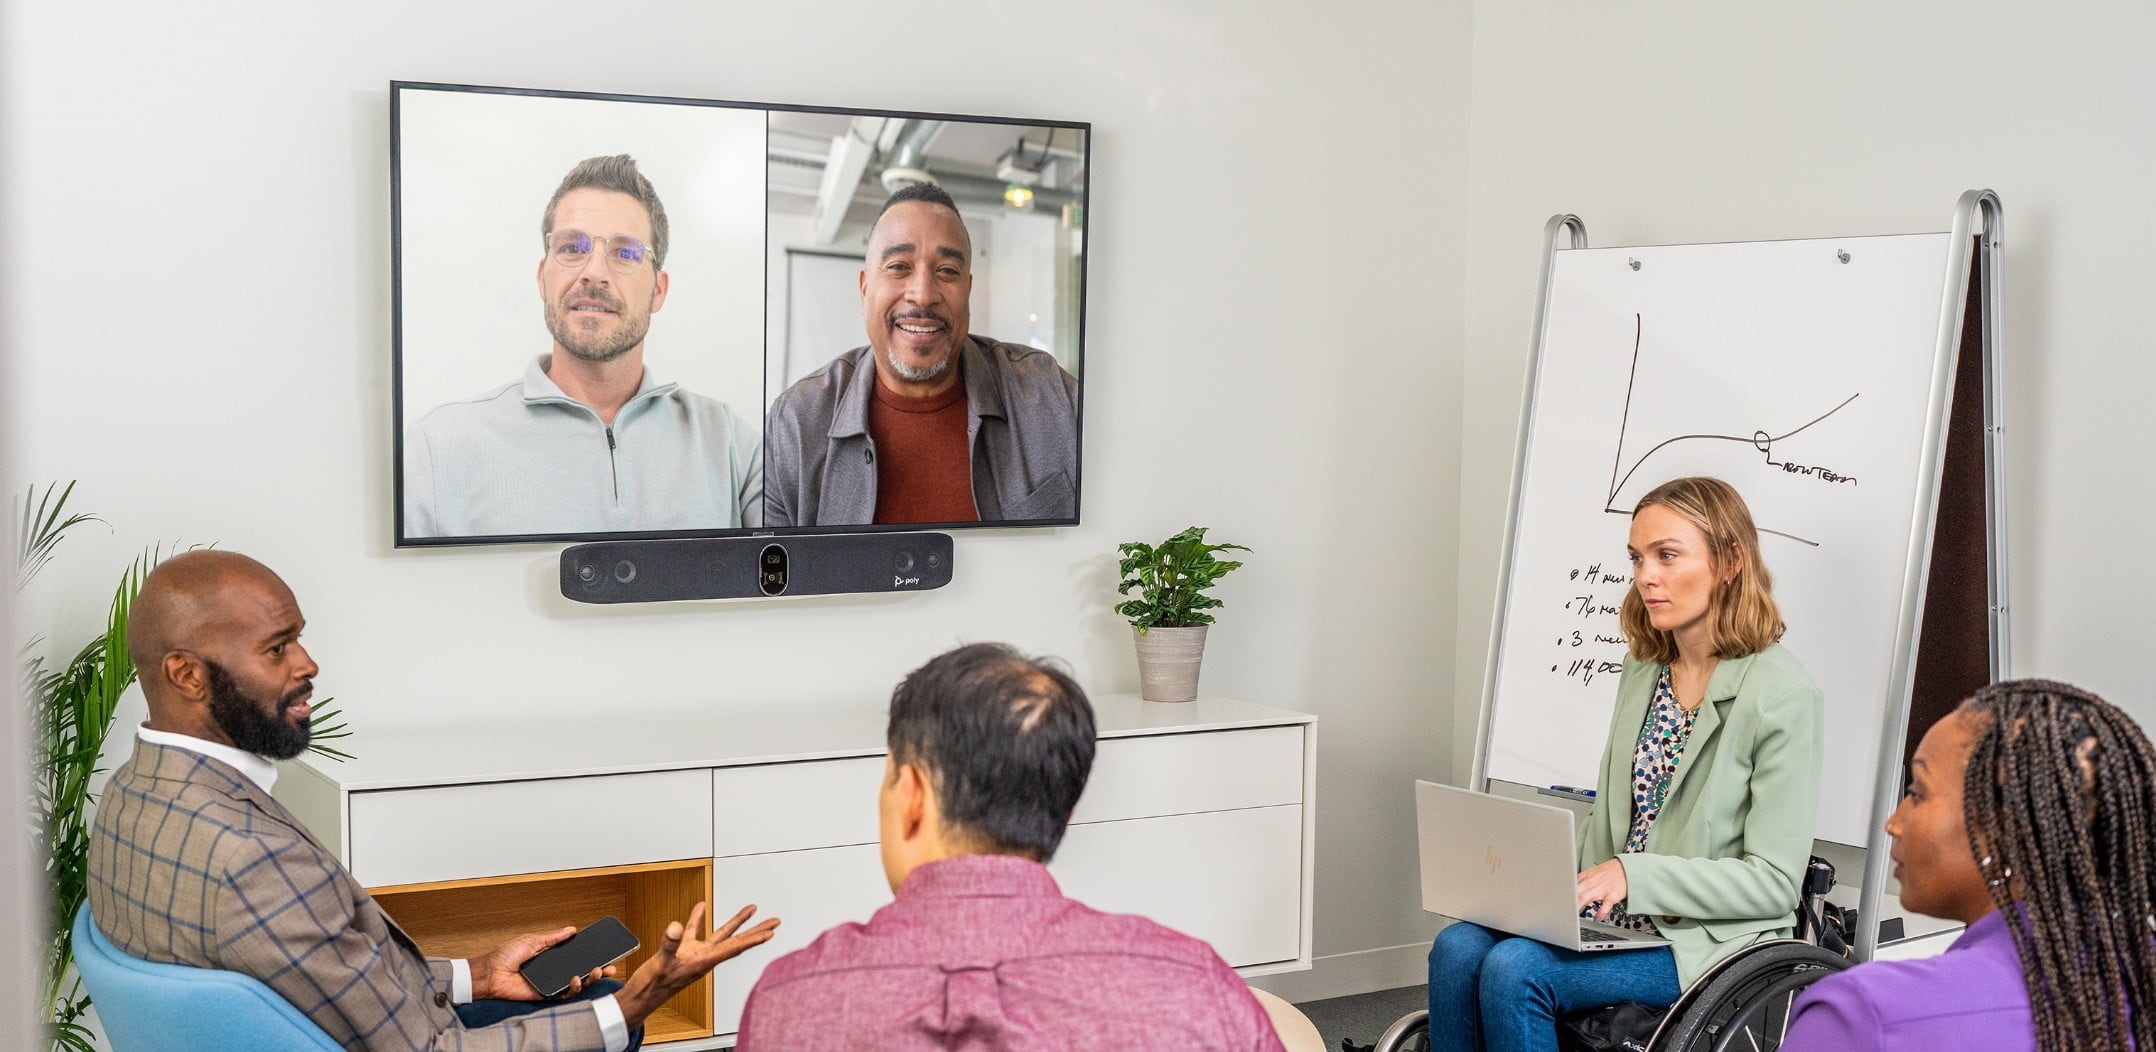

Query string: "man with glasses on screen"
[[403, 154, 763, 539], [763, 182, 1079, 527]]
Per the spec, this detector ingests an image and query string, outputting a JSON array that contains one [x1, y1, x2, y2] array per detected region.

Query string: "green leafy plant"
[[20, 483, 352, 1052], [1114, 526, 1250, 632], [21, 483, 139, 1052]]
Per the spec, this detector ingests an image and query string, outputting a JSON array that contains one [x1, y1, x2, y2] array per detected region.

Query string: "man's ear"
[[892, 762, 929, 839], [649, 270, 669, 313], [161, 650, 209, 703]]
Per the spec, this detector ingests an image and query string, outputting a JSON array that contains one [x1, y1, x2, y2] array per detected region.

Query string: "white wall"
[[0, 451, 37, 1052], [3, 0, 1471, 1002], [1455, 1, 2156, 776]]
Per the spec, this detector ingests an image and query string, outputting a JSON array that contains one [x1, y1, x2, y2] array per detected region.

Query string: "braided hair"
[[1959, 679, 2156, 1052]]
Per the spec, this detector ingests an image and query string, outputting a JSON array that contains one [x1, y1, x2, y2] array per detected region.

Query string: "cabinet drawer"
[[350, 770, 712, 887], [709, 843, 892, 1037], [1072, 725, 1304, 824], [1054, 804, 1304, 968], [712, 756, 886, 857], [708, 726, 1306, 858]]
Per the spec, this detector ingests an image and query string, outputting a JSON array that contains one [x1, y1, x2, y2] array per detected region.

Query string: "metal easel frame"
[[1852, 189, 2009, 961], [1466, 213, 1587, 795], [1464, 194, 2009, 966]]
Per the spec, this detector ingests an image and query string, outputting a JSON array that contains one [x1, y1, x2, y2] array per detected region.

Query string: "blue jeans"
[[1427, 922, 1680, 1052], [454, 978, 644, 1051]]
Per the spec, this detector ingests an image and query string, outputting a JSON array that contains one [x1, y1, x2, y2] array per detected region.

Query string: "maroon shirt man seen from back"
[[734, 854, 1283, 1052]]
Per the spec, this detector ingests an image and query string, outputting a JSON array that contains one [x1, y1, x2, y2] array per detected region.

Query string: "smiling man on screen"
[[762, 183, 1079, 527]]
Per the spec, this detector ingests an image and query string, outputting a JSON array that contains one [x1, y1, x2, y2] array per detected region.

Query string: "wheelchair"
[[1373, 857, 1853, 1052]]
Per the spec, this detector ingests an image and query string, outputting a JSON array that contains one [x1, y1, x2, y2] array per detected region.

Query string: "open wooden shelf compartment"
[[371, 857, 715, 1045]]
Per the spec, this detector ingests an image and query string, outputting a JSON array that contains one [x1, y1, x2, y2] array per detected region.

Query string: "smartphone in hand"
[[519, 916, 639, 998]]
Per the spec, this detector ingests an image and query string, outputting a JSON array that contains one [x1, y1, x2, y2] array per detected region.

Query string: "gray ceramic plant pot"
[[1132, 625, 1209, 703]]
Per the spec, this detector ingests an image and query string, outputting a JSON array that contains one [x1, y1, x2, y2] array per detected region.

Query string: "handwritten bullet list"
[[1549, 561, 1631, 687], [1569, 563, 1630, 585]]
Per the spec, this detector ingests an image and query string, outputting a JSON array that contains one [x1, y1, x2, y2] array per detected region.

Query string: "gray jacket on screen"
[[763, 336, 1080, 527], [404, 354, 763, 539]]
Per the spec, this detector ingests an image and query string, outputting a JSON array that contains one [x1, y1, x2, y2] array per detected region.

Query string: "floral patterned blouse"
[[1593, 665, 1699, 935]]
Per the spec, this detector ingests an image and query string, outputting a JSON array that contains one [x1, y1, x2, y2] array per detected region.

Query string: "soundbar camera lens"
[[759, 544, 788, 596], [612, 560, 636, 584]]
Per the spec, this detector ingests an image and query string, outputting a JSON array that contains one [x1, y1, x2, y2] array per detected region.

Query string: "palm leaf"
[[39, 547, 152, 1044], [15, 482, 101, 591], [306, 702, 355, 762]]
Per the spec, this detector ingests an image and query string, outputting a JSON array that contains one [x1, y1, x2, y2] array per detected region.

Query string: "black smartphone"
[[518, 916, 640, 998]]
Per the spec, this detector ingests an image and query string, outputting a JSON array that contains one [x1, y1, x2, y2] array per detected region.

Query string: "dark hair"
[[873, 181, 962, 228], [1959, 679, 2156, 1052], [541, 154, 670, 270], [886, 642, 1095, 860]]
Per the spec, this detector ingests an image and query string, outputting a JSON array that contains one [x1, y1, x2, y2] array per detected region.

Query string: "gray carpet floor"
[[1296, 984, 1427, 1050]]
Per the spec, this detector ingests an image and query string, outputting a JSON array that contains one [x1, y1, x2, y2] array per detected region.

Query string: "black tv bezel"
[[389, 80, 1090, 549]]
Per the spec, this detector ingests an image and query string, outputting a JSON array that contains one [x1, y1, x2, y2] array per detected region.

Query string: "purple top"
[[1781, 910, 2035, 1051], [734, 854, 1286, 1051]]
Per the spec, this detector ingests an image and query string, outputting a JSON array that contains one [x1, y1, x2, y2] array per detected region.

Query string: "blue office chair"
[[72, 903, 342, 1052]]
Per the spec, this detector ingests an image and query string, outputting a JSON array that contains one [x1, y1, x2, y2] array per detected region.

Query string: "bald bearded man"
[[86, 551, 777, 1051]]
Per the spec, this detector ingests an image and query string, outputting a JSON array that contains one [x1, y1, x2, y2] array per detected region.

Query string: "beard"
[[545, 288, 652, 363], [879, 309, 960, 383], [882, 346, 955, 383], [205, 660, 313, 761]]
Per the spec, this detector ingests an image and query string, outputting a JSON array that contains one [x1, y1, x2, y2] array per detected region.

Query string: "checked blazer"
[[87, 738, 610, 1051]]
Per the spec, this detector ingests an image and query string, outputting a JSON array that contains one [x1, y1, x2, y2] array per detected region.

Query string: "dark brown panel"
[[1904, 237, 1994, 777]]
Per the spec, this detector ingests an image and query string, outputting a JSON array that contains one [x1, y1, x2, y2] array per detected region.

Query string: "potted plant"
[[19, 484, 351, 1052], [1115, 526, 1249, 703]]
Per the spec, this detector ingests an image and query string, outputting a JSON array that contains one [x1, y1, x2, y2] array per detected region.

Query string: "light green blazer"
[[1577, 643, 1824, 988]]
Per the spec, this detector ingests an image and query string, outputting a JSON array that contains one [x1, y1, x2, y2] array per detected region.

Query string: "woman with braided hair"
[[1783, 679, 2156, 1051]]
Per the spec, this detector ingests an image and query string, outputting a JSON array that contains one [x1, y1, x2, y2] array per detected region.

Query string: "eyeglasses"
[[544, 230, 656, 273]]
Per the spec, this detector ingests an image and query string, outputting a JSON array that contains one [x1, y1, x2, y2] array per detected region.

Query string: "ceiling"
[[765, 111, 1087, 241]]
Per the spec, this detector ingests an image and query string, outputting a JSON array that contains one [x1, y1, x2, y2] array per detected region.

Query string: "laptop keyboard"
[[1581, 924, 1651, 944]]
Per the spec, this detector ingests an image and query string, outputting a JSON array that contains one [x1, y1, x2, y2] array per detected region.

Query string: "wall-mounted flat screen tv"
[[392, 82, 1088, 547]]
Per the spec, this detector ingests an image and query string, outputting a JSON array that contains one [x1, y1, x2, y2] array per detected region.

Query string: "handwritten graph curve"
[[1599, 314, 1859, 547]]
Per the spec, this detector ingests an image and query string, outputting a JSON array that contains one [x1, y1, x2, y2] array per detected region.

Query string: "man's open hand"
[[615, 903, 780, 1025]]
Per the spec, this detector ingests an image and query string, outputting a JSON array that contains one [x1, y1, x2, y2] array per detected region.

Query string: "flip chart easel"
[[1468, 192, 2007, 962]]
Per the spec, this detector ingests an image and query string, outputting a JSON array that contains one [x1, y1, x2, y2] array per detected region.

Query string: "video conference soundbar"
[[561, 533, 953, 603]]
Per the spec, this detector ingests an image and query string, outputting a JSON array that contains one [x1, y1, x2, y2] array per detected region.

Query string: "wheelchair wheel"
[[1373, 1009, 1429, 1052], [1648, 941, 1849, 1051]]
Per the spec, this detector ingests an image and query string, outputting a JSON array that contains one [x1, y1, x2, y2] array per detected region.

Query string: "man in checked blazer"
[[87, 551, 778, 1050]]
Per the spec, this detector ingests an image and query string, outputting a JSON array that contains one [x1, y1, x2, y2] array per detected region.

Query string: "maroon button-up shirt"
[[735, 854, 1286, 1051]]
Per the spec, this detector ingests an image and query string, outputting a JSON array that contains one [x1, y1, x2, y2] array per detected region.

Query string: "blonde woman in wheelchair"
[[1428, 477, 1824, 1052]]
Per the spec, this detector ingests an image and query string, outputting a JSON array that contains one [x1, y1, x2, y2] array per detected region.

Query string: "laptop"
[[1415, 780, 1668, 952]]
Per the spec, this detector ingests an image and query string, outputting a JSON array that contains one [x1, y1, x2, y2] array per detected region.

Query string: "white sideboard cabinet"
[[275, 695, 1316, 1049]]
